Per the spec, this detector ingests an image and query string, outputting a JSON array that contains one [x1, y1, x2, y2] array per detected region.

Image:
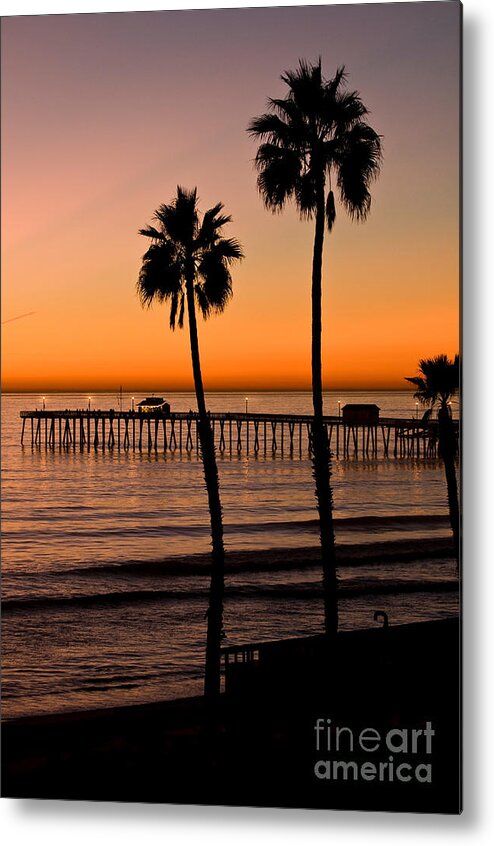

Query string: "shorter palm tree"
[[405, 355, 460, 566], [137, 186, 243, 699]]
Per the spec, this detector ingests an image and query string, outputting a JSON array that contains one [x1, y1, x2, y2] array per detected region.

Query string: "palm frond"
[[138, 226, 165, 241], [325, 65, 347, 100], [197, 203, 232, 247], [404, 375, 432, 405], [154, 186, 198, 245], [214, 237, 244, 263], [254, 143, 301, 210], [267, 97, 309, 136], [281, 58, 324, 118], [136, 242, 182, 308], [281, 57, 321, 90], [331, 90, 369, 131], [202, 270, 232, 313], [405, 355, 460, 407], [248, 111, 307, 152], [335, 123, 382, 220], [249, 113, 287, 139], [294, 169, 318, 218]]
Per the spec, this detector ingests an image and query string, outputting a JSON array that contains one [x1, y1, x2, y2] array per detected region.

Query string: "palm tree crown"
[[137, 186, 243, 327], [247, 59, 382, 228], [405, 355, 460, 410]]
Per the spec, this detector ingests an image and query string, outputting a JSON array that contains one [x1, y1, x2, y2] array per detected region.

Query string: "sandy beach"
[[2, 616, 460, 812]]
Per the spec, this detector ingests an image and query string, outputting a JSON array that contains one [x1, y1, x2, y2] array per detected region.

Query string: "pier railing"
[[19, 409, 458, 459], [220, 618, 460, 697]]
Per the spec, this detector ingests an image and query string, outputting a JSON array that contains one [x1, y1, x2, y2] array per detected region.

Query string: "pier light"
[[338, 400, 341, 419], [88, 396, 92, 411], [245, 397, 249, 415], [131, 396, 135, 412], [415, 401, 419, 419], [42, 396, 46, 411]]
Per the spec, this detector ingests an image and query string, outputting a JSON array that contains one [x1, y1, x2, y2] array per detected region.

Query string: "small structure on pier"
[[342, 403, 380, 424], [136, 397, 170, 414]]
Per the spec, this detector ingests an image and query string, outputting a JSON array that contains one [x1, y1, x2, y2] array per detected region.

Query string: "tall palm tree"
[[137, 186, 243, 699], [248, 60, 382, 636], [406, 354, 460, 566]]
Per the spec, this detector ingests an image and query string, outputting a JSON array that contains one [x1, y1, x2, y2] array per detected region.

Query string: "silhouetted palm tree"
[[248, 60, 382, 636], [137, 187, 243, 698], [406, 355, 460, 567]]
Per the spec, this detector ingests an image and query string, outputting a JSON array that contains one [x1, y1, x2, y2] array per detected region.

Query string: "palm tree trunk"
[[438, 405, 460, 568], [185, 272, 225, 700], [311, 182, 338, 637]]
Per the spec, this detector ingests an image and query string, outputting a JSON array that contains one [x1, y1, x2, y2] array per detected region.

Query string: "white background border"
[[1, 0, 493, 842]]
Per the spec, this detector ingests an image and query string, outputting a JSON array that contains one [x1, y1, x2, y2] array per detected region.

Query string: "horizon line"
[[2, 386, 417, 394]]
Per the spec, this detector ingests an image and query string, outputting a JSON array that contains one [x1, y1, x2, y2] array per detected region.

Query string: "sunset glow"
[[1, 4, 460, 392]]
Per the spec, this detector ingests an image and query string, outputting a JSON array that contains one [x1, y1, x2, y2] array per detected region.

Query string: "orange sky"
[[1, 5, 460, 392]]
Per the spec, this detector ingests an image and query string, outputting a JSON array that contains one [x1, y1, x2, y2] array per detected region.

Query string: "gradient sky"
[[1, 2, 460, 392]]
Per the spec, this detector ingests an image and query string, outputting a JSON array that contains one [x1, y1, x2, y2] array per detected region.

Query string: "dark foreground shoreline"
[[2, 617, 460, 813]]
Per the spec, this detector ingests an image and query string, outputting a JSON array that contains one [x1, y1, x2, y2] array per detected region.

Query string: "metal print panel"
[[1, 1, 461, 813]]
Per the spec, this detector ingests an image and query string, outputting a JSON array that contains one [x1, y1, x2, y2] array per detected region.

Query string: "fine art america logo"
[[314, 718, 435, 784]]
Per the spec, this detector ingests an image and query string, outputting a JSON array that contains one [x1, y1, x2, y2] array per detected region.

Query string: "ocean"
[[1, 391, 459, 718]]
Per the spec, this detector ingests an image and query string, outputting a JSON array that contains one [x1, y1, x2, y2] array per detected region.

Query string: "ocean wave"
[[32, 535, 453, 578], [1, 512, 449, 540], [2, 578, 458, 612], [2, 538, 455, 599]]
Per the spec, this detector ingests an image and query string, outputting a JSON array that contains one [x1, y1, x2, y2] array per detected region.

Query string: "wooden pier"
[[19, 409, 457, 459]]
